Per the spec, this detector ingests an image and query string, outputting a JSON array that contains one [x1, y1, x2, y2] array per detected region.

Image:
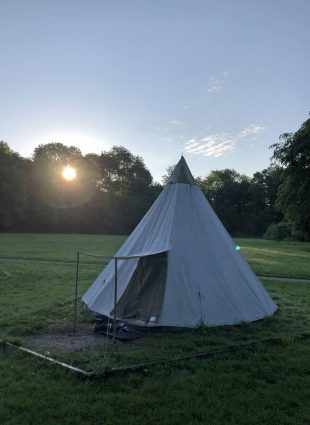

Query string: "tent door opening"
[[113, 251, 168, 324]]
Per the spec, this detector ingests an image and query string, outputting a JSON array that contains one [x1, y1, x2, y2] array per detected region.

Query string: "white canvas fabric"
[[82, 157, 277, 327]]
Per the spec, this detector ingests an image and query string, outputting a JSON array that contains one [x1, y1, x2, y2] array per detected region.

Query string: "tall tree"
[[98, 146, 153, 193], [198, 169, 251, 235], [30, 143, 96, 232], [271, 116, 310, 240], [248, 165, 284, 235], [0, 142, 29, 231], [97, 146, 155, 233]]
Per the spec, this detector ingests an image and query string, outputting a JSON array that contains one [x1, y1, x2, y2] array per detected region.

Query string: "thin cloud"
[[171, 120, 184, 127], [184, 134, 236, 157], [184, 124, 266, 158], [238, 124, 265, 138], [221, 71, 230, 79], [207, 72, 229, 94], [207, 77, 224, 93]]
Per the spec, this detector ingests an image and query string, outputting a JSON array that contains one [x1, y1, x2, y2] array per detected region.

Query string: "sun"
[[62, 166, 77, 181]]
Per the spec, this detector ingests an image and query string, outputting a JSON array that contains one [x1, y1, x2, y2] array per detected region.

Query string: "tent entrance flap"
[[112, 251, 168, 324]]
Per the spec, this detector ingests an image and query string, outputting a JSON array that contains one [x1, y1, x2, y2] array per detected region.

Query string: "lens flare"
[[62, 166, 76, 181], [235, 245, 241, 251]]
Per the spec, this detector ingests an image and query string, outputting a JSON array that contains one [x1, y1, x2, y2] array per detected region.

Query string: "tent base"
[[94, 320, 149, 341]]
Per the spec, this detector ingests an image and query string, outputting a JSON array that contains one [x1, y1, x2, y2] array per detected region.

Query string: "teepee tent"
[[82, 157, 277, 327]]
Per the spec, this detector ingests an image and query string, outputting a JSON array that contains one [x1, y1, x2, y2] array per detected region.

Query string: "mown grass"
[[2, 264, 307, 373], [1, 233, 309, 277], [0, 233, 126, 263], [76, 280, 310, 371], [235, 237, 310, 279], [0, 341, 309, 425], [0, 234, 309, 424], [0, 259, 101, 338], [0, 235, 309, 342]]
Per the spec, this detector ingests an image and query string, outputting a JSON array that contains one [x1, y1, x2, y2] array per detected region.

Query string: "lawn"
[[0, 234, 309, 425], [1, 233, 309, 278], [1, 340, 308, 425], [235, 238, 310, 279]]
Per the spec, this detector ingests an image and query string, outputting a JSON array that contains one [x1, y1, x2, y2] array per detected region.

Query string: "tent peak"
[[168, 156, 196, 185]]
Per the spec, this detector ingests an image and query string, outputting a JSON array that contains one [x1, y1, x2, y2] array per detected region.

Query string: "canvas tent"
[[82, 156, 277, 327]]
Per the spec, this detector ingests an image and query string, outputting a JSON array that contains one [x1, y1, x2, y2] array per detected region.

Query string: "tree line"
[[0, 115, 309, 240]]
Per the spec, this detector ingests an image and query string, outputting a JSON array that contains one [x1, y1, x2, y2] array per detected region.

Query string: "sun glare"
[[62, 166, 77, 181]]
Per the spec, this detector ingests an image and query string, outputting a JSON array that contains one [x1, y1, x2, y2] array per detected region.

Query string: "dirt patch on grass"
[[25, 323, 107, 353]]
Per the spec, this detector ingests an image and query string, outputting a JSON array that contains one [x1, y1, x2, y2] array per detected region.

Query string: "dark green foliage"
[[92, 146, 161, 234], [198, 169, 251, 235], [0, 142, 161, 235], [271, 116, 310, 240], [249, 166, 284, 235], [98, 146, 153, 193], [162, 164, 176, 185], [0, 142, 30, 231], [29, 143, 96, 232], [1, 121, 309, 239], [263, 222, 292, 241], [197, 167, 284, 236]]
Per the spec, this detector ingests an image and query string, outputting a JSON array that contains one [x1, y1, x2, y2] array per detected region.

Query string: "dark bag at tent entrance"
[[94, 320, 149, 340]]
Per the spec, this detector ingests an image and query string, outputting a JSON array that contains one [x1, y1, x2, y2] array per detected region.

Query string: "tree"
[[163, 165, 283, 236], [98, 146, 153, 193], [162, 165, 175, 185], [271, 116, 310, 240], [96, 146, 156, 233], [29, 143, 96, 232], [0, 142, 29, 231], [198, 169, 251, 235], [248, 166, 284, 236]]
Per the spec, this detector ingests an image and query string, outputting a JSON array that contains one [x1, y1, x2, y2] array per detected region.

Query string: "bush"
[[263, 222, 292, 241]]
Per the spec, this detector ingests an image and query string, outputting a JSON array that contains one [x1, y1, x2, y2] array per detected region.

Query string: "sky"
[[0, 0, 309, 182]]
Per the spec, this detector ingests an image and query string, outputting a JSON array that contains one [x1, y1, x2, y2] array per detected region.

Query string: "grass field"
[[1, 233, 309, 277], [0, 234, 309, 425], [234, 238, 310, 279]]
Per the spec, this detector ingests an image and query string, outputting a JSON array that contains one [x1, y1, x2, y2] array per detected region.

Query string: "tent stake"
[[113, 258, 118, 343], [73, 251, 80, 333]]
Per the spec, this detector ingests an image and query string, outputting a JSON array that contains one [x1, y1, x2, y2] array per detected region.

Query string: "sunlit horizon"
[[20, 131, 110, 159]]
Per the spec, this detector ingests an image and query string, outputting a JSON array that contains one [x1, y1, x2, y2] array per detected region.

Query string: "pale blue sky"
[[1, 0, 309, 182]]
